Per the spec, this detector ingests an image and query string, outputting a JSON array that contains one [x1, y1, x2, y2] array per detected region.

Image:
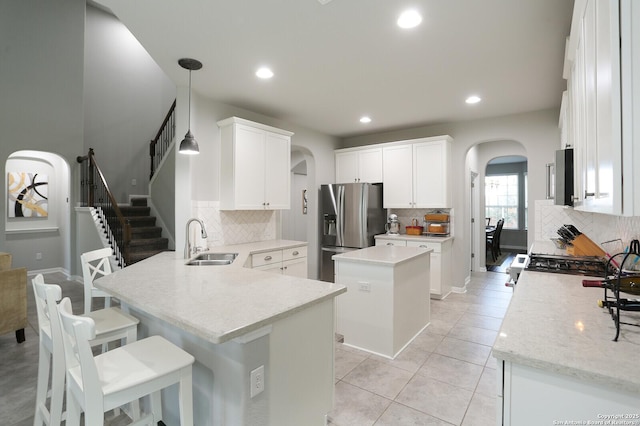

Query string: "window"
[[485, 174, 519, 229]]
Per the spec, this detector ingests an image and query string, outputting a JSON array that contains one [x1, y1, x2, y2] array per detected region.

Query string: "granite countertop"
[[493, 270, 640, 394], [94, 240, 345, 344], [332, 245, 432, 266], [374, 233, 454, 243]]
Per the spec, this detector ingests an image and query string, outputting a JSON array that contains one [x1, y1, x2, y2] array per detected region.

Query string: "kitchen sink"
[[186, 252, 238, 266]]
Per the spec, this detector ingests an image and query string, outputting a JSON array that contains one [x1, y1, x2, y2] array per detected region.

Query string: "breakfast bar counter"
[[95, 246, 345, 426]]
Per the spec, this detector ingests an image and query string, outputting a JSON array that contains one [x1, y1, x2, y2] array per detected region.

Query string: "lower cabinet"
[[375, 236, 452, 299], [252, 246, 308, 278], [499, 360, 640, 425]]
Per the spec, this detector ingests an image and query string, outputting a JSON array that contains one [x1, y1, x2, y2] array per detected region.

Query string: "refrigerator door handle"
[[337, 185, 345, 247]]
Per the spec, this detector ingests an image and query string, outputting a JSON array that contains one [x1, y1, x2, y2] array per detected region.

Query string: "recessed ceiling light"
[[466, 95, 482, 104], [256, 67, 274, 79], [360, 116, 372, 123], [397, 10, 422, 29]]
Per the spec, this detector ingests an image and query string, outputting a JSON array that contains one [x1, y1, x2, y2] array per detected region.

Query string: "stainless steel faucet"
[[184, 218, 208, 258]]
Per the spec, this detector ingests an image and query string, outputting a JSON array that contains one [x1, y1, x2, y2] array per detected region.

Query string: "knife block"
[[566, 234, 606, 257]]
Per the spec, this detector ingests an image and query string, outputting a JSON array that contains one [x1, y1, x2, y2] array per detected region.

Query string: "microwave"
[[554, 148, 574, 206]]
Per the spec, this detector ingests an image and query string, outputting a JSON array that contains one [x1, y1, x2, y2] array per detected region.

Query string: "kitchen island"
[[333, 245, 431, 359], [94, 242, 346, 426], [493, 271, 640, 425]]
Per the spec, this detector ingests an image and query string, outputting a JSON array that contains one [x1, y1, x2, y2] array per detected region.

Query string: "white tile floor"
[[0, 270, 511, 425], [329, 270, 512, 426]]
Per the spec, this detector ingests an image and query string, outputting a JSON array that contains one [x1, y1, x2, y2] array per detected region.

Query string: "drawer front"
[[283, 246, 307, 261], [252, 249, 283, 267], [375, 239, 407, 247], [406, 240, 441, 253]]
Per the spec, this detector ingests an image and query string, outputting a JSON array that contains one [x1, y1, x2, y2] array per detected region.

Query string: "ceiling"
[[94, 0, 574, 138]]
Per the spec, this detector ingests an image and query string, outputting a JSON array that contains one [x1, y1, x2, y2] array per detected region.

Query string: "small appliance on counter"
[[386, 214, 400, 235], [424, 212, 450, 236]]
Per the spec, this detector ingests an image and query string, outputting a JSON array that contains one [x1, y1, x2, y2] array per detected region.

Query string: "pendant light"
[[178, 58, 203, 155]]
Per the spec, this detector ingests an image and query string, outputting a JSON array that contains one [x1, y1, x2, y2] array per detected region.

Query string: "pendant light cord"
[[188, 70, 192, 129]]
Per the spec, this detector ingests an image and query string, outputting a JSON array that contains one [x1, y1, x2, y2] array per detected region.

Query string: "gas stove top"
[[525, 254, 609, 276]]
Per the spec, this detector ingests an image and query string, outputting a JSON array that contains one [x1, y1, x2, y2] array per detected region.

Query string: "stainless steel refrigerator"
[[320, 182, 385, 282]]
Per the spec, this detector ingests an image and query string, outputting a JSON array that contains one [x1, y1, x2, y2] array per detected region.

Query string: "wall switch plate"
[[250, 365, 265, 398], [131, 178, 137, 186], [36, 252, 42, 260]]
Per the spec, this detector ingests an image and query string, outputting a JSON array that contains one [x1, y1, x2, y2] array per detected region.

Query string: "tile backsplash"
[[191, 201, 276, 248], [535, 199, 640, 252]]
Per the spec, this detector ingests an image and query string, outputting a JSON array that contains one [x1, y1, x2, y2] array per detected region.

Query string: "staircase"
[[117, 197, 169, 265]]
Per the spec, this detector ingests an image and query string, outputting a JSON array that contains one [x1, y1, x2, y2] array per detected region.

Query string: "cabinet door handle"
[[387, 242, 394, 246], [584, 191, 595, 198], [419, 245, 427, 248], [265, 255, 272, 261], [292, 251, 299, 256]]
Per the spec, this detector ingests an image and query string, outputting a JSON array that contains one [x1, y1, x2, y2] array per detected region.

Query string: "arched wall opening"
[[4, 151, 71, 273], [465, 140, 528, 272]]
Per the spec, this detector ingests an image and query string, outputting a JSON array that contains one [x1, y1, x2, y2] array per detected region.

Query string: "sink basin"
[[186, 252, 238, 266]]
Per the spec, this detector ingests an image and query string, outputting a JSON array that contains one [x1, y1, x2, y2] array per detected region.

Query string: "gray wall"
[[0, 0, 85, 273], [84, 5, 176, 203]]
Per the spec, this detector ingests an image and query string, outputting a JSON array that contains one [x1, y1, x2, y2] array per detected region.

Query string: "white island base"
[[333, 245, 431, 359], [130, 299, 335, 425], [94, 249, 345, 426]]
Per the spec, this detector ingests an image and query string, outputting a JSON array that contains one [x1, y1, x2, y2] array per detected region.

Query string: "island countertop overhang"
[[94, 249, 346, 344]]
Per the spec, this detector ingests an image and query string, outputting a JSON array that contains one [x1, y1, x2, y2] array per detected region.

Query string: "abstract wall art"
[[7, 172, 49, 218]]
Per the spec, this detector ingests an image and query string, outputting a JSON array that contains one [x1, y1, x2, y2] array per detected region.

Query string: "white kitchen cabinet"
[[374, 237, 407, 247], [563, 0, 640, 215], [335, 147, 383, 183], [382, 137, 452, 209], [375, 235, 452, 299], [252, 245, 308, 278], [218, 117, 293, 210]]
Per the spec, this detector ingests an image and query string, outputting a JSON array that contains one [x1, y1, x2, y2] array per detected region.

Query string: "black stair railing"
[[77, 148, 131, 267], [149, 99, 176, 180]]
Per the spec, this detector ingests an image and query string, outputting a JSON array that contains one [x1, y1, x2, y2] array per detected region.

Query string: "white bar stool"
[[32, 274, 140, 426], [57, 297, 195, 425], [81, 247, 116, 315]]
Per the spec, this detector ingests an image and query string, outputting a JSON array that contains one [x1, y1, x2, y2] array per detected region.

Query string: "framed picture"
[[7, 172, 49, 218]]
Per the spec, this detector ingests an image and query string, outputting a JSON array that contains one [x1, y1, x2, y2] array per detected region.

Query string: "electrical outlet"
[[358, 282, 371, 292], [36, 252, 42, 260], [131, 178, 137, 186], [250, 365, 265, 398]]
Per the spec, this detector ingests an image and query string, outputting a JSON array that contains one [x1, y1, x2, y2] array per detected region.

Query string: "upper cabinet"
[[218, 117, 293, 210], [335, 147, 383, 183], [563, 0, 640, 215], [382, 137, 452, 209]]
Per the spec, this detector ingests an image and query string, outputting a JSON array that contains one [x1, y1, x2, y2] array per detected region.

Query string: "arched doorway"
[[465, 140, 528, 273], [4, 151, 71, 272]]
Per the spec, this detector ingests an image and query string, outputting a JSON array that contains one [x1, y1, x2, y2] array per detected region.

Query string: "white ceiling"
[[94, 0, 574, 138]]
